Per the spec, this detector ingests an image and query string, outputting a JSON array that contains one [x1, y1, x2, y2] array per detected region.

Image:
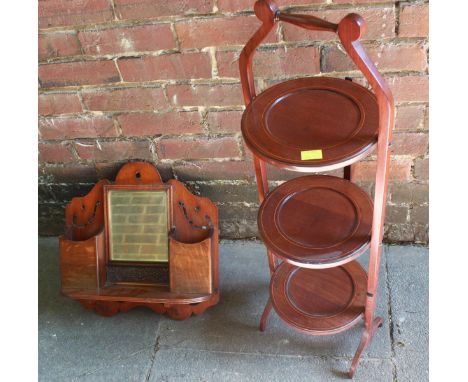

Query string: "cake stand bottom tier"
[[270, 261, 367, 335]]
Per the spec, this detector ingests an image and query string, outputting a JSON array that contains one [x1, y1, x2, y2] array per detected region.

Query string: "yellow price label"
[[301, 149, 323, 160]]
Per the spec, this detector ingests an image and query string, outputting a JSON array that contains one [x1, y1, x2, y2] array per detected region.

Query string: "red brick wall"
[[38, 0, 429, 243]]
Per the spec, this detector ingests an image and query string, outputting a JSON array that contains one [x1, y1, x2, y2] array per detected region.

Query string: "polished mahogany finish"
[[239, 0, 394, 377], [258, 175, 373, 268], [242, 74, 379, 172], [169, 235, 213, 294], [59, 162, 219, 320], [270, 261, 367, 334]]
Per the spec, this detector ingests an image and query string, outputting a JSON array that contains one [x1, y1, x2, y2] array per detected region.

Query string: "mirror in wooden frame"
[[104, 184, 172, 263]]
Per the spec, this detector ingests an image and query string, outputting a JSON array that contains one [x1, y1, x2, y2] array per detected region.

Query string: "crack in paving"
[[145, 321, 162, 382], [384, 245, 398, 382], [157, 345, 392, 363], [75, 347, 152, 379]]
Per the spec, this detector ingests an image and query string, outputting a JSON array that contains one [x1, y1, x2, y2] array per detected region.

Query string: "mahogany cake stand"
[[239, 1, 394, 378]]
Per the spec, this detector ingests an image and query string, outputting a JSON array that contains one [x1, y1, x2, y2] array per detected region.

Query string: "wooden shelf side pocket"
[[169, 232, 213, 295], [59, 231, 106, 292]]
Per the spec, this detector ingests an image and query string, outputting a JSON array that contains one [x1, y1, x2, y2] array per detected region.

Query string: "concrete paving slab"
[[39, 237, 427, 382], [387, 245, 429, 382], [158, 241, 392, 360], [148, 348, 393, 382], [72, 349, 153, 382], [38, 237, 160, 382]]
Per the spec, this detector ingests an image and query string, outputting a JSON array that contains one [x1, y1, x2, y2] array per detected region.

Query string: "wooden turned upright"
[[239, 0, 394, 378]]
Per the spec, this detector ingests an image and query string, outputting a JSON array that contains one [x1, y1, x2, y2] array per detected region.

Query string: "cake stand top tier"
[[241, 77, 379, 172]]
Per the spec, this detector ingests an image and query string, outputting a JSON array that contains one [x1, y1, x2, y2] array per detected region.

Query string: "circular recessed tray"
[[271, 261, 367, 334], [241, 77, 379, 172], [258, 175, 373, 268]]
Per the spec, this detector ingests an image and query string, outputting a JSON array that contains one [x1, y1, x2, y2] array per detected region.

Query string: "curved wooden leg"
[[259, 298, 273, 332], [348, 317, 384, 379]]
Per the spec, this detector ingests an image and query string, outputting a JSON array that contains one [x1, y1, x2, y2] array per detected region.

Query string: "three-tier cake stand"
[[239, 1, 394, 378]]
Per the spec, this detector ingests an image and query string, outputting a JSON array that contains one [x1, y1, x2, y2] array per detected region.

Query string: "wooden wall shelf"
[[240, 1, 394, 378], [59, 162, 219, 320]]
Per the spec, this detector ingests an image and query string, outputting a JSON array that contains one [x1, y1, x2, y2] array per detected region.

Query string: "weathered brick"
[[283, 8, 395, 42], [395, 105, 426, 131], [95, 161, 174, 181], [220, 219, 258, 238], [414, 158, 429, 181], [173, 160, 253, 181], [39, 93, 82, 115], [387, 75, 429, 103], [82, 87, 167, 111], [38, 143, 75, 163], [386, 205, 408, 224], [114, 0, 214, 20], [39, 183, 95, 203], [118, 52, 211, 82], [414, 223, 428, 244], [75, 140, 152, 161], [117, 111, 203, 136], [218, 203, 258, 222], [385, 223, 415, 243], [206, 110, 243, 133], [411, 205, 428, 224], [167, 84, 243, 107], [322, 43, 427, 73], [352, 159, 412, 182], [42, 164, 99, 183], [39, 33, 81, 61], [39, 116, 118, 140], [217, 46, 320, 78], [423, 106, 429, 129], [392, 133, 428, 156], [39, 61, 120, 87], [39, 203, 66, 236], [39, 0, 114, 28], [390, 183, 428, 205], [333, 0, 395, 3], [195, 183, 258, 203], [399, 3, 429, 38], [78, 24, 175, 55], [218, 0, 327, 12], [176, 15, 276, 49], [156, 137, 240, 159]]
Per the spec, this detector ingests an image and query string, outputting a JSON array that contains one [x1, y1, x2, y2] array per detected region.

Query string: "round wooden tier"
[[241, 77, 379, 172], [258, 175, 373, 268], [271, 261, 367, 335]]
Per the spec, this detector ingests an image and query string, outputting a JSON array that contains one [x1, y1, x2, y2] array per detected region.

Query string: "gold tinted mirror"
[[105, 186, 171, 263]]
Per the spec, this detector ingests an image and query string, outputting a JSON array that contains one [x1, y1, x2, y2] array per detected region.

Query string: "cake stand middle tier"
[[258, 175, 374, 269]]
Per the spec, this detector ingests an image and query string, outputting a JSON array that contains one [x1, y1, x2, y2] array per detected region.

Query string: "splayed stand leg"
[[348, 316, 384, 379], [259, 298, 273, 332]]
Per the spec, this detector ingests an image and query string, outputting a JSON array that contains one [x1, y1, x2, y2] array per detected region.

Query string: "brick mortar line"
[[39, 132, 242, 142], [38, 102, 426, 120], [38, 37, 428, 65], [40, 133, 427, 144], [38, 78, 242, 93], [39, 106, 246, 119], [108, 0, 118, 21], [40, 157, 251, 169], [38, 3, 403, 33], [37, 71, 428, 94]]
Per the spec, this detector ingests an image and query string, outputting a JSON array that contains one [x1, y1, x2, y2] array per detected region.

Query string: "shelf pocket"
[[59, 231, 105, 292], [169, 233, 213, 295]]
